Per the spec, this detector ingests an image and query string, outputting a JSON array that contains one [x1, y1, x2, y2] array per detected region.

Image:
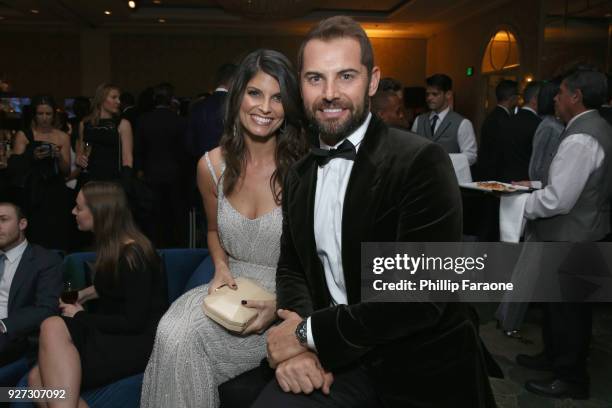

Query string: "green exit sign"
[[466, 66, 474, 77]]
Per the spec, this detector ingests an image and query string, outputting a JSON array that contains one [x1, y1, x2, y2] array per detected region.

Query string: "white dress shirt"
[[305, 113, 372, 350], [411, 107, 478, 165], [524, 110, 605, 220], [0, 239, 28, 332]]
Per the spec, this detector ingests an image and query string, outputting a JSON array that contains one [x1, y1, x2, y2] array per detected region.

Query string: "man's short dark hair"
[[523, 81, 541, 104], [297, 16, 374, 75], [426, 74, 452, 92], [496, 79, 519, 102], [215, 63, 238, 88], [153, 83, 174, 106], [379, 77, 402, 93], [563, 65, 607, 109], [371, 90, 398, 114], [537, 80, 560, 116], [0, 202, 26, 220]]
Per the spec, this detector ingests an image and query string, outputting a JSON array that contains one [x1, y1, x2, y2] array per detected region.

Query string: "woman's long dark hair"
[[30, 95, 60, 129], [220, 49, 308, 204], [82, 181, 156, 279]]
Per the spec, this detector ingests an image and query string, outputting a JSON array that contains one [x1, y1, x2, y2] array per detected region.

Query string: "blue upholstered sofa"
[[0, 248, 214, 407]]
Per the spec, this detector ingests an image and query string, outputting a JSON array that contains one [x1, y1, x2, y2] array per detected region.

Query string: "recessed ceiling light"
[[30, 9, 39, 14], [104, 10, 112, 15], [158, 18, 166, 23], [153, 0, 162, 4], [128, 1, 137, 9], [606, 13, 612, 17]]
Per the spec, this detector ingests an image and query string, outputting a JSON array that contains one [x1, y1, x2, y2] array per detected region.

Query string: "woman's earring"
[[233, 123, 238, 138]]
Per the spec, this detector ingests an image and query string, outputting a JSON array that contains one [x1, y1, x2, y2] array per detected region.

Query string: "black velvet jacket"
[[276, 115, 496, 407]]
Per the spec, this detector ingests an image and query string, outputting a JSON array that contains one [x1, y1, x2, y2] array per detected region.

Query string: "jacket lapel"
[[341, 116, 386, 304], [7, 244, 33, 313], [289, 157, 331, 308]]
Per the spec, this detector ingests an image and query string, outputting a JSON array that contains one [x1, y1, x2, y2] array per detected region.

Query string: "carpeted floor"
[[478, 304, 612, 408]]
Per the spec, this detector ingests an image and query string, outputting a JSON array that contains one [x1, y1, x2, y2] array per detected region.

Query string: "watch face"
[[296, 320, 307, 344]]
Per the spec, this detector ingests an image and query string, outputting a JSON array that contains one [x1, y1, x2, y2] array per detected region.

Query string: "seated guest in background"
[[0, 202, 62, 367], [516, 67, 611, 399], [136, 83, 188, 248], [76, 83, 134, 185], [10, 95, 73, 251], [222, 16, 495, 408], [411, 74, 478, 165], [186, 63, 238, 159], [599, 73, 612, 125], [371, 90, 408, 129], [27, 181, 168, 405], [499, 81, 542, 183], [528, 80, 564, 185], [477, 79, 519, 181], [141, 49, 308, 408]]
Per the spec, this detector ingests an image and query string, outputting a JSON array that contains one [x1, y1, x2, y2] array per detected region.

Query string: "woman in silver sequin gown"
[[141, 49, 307, 408]]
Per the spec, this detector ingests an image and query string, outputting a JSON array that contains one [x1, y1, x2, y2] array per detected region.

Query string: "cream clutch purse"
[[202, 277, 276, 333]]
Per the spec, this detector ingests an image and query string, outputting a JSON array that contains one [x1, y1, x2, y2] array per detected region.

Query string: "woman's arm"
[[196, 149, 235, 293], [118, 118, 133, 168], [55, 131, 71, 176], [72, 245, 157, 334], [75, 121, 88, 169], [77, 285, 99, 304], [11, 131, 28, 155]]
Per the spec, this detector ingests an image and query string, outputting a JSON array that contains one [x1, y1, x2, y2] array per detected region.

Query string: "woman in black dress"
[[27, 181, 168, 406], [10, 95, 73, 250], [76, 83, 134, 183]]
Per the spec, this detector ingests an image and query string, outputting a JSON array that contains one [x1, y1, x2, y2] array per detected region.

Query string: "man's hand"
[[266, 309, 307, 368], [275, 352, 334, 395]]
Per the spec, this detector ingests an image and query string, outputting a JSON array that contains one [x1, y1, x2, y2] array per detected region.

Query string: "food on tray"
[[475, 182, 516, 192]]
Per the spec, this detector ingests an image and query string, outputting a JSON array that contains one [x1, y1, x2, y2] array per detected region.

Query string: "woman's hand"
[[75, 154, 88, 169], [242, 299, 277, 335], [77, 286, 98, 304], [207, 267, 237, 295], [59, 299, 84, 318]]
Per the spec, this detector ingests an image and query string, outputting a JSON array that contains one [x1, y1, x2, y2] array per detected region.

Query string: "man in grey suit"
[[516, 67, 612, 399], [0, 202, 62, 366], [411, 73, 478, 166]]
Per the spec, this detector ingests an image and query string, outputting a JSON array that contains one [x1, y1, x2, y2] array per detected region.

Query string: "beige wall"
[[1, 31, 81, 102], [0, 28, 427, 102], [109, 33, 427, 97], [426, 0, 544, 136]]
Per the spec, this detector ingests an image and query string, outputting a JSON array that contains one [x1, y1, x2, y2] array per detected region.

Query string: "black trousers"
[[219, 360, 382, 408], [542, 303, 592, 384]]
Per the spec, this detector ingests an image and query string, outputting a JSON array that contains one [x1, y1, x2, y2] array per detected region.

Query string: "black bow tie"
[[311, 139, 356, 166]]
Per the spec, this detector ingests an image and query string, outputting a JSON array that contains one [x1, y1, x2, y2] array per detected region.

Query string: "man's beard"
[[306, 92, 370, 145]]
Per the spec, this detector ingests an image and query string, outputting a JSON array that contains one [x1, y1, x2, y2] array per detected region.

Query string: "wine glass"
[[61, 281, 78, 304], [81, 142, 92, 173]]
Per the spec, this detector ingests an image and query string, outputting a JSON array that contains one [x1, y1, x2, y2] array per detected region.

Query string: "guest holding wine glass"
[[76, 83, 134, 184], [26, 181, 168, 407]]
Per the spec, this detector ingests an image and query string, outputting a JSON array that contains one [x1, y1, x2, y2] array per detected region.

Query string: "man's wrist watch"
[[295, 318, 308, 346]]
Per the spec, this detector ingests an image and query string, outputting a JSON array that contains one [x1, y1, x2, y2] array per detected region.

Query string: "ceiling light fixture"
[[30, 9, 39, 14], [153, 0, 162, 4], [104, 10, 112, 15], [128, 1, 137, 9], [158, 18, 166, 23]]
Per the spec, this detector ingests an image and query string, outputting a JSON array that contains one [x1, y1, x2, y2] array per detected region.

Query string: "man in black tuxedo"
[[499, 81, 542, 182], [136, 83, 188, 248], [477, 79, 518, 181], [185, 63, 237, 159], [0, 202, 62, 367], [222, 16, 495, 408]]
